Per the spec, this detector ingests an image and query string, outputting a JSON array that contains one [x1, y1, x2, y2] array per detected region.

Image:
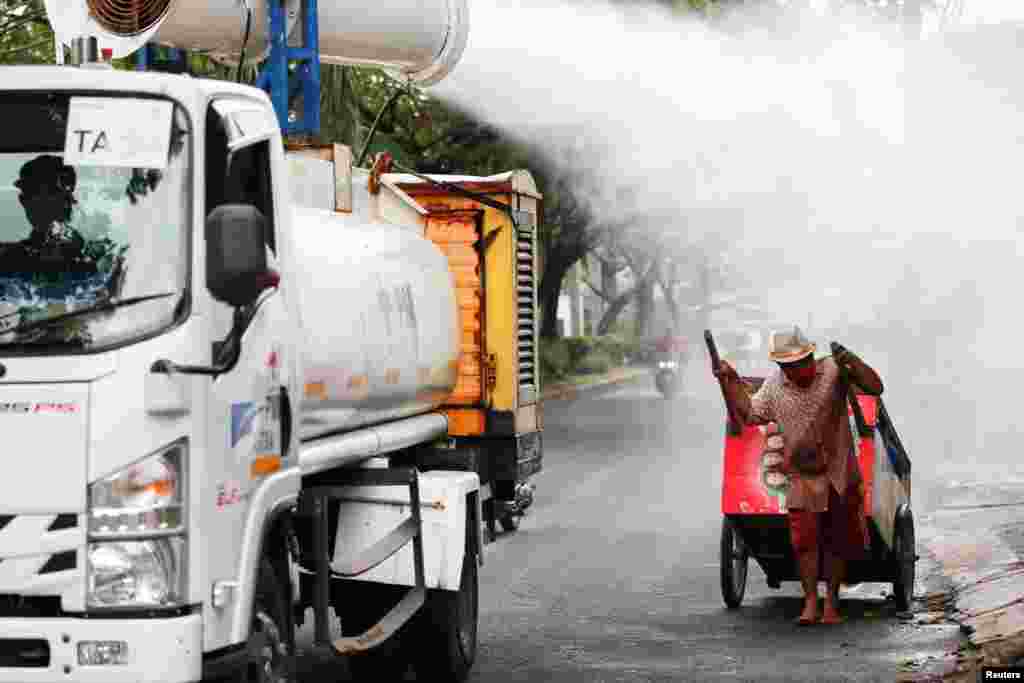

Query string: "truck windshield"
[[0, 93, 190, 353]]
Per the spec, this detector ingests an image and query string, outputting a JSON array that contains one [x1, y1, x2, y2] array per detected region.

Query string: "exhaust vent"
[[85, 0, 172, 36], [515, 211, 537, 406]]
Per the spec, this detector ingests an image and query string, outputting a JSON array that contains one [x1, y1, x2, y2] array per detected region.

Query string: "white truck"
[[0, 1, 544, 681]]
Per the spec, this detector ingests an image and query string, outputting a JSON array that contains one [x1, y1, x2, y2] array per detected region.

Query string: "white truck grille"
[[0, 514, 81, 609]]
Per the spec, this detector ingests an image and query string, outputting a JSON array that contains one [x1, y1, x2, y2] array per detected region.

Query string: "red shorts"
[[788, 486, 867, 561]]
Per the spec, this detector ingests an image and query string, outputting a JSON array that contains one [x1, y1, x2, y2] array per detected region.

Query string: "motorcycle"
[[654, 353, 683, 399]]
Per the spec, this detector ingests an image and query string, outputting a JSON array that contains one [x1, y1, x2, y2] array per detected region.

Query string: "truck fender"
[[231, 466, 301, 644]]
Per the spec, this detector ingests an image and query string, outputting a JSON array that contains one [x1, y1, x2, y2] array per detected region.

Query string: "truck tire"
[[499, 512, 520, 533], [413, 534, 479, 682], [240, 556, 295, 683], [336, 581, 412, 681]]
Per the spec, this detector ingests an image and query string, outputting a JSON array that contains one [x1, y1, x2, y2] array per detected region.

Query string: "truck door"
[[200, 99, 290, 652]]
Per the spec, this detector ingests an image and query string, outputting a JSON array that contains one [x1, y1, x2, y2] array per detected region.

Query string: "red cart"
[[717, 376, 916, 611]]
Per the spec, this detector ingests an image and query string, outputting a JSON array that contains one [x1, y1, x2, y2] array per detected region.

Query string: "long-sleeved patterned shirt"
[[747, 357, 855, 511], [727, 353, 882, 512]]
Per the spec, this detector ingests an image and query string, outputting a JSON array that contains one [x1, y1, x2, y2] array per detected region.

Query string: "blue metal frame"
[[254, 0, 321, 136], [136, 0, 321, 136]]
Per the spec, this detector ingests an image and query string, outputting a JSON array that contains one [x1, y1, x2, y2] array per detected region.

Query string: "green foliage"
[[540, 338, 572, 383], [565, 334, 642, 367], [316, 65, 535, 178], [0, 0, 56, 65], [593, 334, 635, 365], [563, 336, 596, 366], [542, 334, 639, 381], [576, 349, 614, 375]]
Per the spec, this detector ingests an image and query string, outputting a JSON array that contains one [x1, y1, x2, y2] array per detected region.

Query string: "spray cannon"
[[42, 0, 468, 86]]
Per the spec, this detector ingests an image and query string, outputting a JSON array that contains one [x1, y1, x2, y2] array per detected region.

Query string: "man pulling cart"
[[709, 326, 915, 624]]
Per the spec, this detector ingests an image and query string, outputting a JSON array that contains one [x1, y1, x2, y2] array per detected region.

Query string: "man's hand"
[[831, 342, 856, 370], [831, 340, 884, 396], [714, 360, 739, 382]]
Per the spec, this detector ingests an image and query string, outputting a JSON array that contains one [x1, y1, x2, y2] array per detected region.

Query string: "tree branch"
[[0, 35, 50, 60], [582, 278, 612, 303], [0, 11, 44, 37]]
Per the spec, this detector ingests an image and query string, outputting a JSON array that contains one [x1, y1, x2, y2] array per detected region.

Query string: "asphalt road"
[[296, 375, 961, 682]]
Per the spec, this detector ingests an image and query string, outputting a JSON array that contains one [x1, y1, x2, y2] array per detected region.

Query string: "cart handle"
[[706, 330, 742, 436], [831, 341, 872, 437]]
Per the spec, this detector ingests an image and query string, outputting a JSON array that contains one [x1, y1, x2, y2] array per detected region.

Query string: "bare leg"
[[796, 550, 819, 624], [823, 554, 845, 624]]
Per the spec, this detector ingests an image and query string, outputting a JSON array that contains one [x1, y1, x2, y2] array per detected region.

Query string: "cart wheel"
[[892, 510, 916, 612], [720, 517, 749, 609]]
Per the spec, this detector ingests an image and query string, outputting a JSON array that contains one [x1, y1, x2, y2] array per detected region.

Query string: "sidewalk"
[[900, 480, 1024, 681], [540, 366, 649, 401]]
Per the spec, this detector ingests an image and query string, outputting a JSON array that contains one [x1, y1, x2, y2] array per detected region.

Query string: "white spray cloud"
[[430, 0, 1024, 481], [436, 0, 1021, 269]]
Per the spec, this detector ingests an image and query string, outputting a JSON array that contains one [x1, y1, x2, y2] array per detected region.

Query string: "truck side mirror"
[[205, 204, 269, 308]]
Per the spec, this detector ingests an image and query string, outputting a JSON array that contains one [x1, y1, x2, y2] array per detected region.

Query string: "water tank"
[[44, 0, 469, 86], [288, 206, 460, 441]]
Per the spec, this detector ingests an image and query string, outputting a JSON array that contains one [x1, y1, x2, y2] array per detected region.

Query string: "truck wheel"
[[892, 512, 916, 612], [413, 537, 479, 682], [484, 499, 498, 542], [720, 517, 748, 609], [242, 557, 295, 683], [499, 513, 520, 533], [336, 582, 412, 681]]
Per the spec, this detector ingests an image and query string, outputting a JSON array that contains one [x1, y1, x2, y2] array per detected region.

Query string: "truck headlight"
[[87, 440, 187, 609], [87, 538, 185, 608], [88, 440, 185, 536]]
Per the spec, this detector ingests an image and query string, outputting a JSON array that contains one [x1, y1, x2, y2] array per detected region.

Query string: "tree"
[[0, 0, 55, 64], [537, 165, 601, 339], [583, 241, 662, 337]]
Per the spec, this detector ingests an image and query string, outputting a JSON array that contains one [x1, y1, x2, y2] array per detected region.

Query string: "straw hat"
[[768, 325, 816, 364]]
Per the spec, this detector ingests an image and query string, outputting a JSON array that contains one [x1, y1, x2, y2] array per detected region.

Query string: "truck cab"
[[0, 62, 542, 683], [0, 65, 292, 682]]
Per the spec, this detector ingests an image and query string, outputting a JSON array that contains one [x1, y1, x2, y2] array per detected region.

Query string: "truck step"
[[331, 516, 419, 577], [331, 585, 426, 655]]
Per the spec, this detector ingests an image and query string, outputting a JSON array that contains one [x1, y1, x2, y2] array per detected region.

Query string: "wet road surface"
[[297, 376, 961, 682]]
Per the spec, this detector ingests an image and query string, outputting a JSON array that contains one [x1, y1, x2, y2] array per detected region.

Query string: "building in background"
[[556, 253, 610, 338]]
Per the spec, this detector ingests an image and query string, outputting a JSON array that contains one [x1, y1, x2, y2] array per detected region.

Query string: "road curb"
[[540, 367, 648, 402], [911, 483, 1024, 680]]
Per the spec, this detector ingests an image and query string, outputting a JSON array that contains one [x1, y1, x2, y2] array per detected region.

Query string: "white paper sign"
[[64, 98, 174, 170]]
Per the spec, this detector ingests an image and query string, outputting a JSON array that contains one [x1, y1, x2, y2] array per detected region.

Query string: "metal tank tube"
[[44, 0, 469, 86]]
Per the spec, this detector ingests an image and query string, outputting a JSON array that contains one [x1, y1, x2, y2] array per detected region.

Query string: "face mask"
[[784, 362, 817, 387]]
